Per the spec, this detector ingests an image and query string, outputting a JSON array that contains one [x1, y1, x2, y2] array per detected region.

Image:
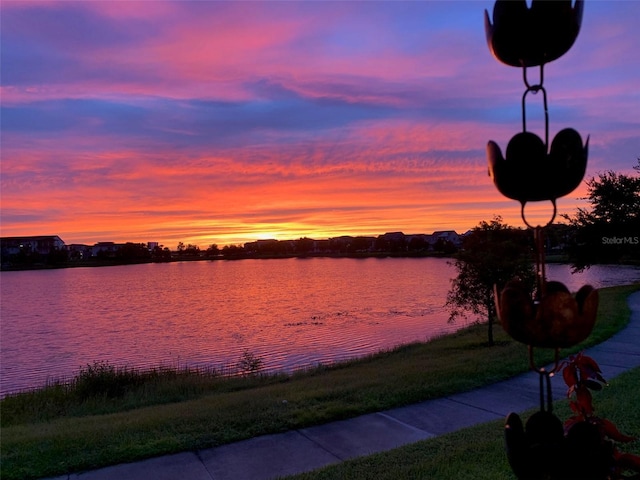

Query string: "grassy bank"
[[285, 367, 640, 480], [1, 284, 638, 480]]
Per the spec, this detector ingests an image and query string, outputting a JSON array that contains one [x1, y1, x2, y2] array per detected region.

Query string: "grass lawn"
[[284, 367, 640, 480], [1, 284, 638, 480]]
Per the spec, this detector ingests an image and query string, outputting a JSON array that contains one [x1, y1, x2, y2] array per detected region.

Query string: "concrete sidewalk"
[[46, 291, 640, 480]]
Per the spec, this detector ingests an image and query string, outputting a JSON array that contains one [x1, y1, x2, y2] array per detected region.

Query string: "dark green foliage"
[[446, 216, 536, 345], [563, 161, 640, 270], [115, 243, 151, 262], [0, 362, 221, 425], [237, 349, 264, 376], [74, 361, 144, 398]]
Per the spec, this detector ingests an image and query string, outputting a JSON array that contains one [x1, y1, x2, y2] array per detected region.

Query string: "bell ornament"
[[485, 0, 584, 67]]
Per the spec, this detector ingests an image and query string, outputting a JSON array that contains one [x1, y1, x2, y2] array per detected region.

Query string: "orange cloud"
[[1, 1, 633, 248]]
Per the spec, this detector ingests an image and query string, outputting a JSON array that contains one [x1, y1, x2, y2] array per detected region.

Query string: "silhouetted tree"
[[116, 242, 150, 262], [374, 236, 389, 252], [221, 244, 245, 258], [543, 223, 574, 256], [562, 160, 640, 270], [295, 237, 314, 255], [184, 244, 200, 256], [446, 216, 535, 346], [388, 237, 406, 253], [408, 236, 428, 252], [205, 244, 220, 258], [433, 238, 457, 255], [349, 236, 373, 253], [151, 245, 171, 262]]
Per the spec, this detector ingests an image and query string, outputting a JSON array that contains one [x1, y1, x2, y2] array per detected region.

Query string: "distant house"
[[379, 232, 406, 242], [431, 230, 462, 248], [0, 235, 66, 256], [329, 236, 355, 253], [244, 239, 279, 255], [378, 232, 407, 252], [91, 242, 126, 258], [67, 244, 92, 261], [405, 234, 431, 251]]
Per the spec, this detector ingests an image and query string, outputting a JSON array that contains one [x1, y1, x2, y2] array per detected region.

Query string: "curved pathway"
[[46, 291, 640, 480]]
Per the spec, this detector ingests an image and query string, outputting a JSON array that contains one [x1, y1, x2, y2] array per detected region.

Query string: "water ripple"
[[1, 259, 638, 395]]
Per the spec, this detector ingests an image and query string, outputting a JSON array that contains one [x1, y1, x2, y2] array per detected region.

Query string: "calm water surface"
[[1, 258, 638, 395]]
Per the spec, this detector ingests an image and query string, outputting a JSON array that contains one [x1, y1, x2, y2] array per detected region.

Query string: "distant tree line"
[[217, 232, 461, 259], [1, 219, 633, 270]]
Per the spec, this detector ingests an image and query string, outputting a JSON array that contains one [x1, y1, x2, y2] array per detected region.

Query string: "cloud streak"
[[1, 1, 638, 247]]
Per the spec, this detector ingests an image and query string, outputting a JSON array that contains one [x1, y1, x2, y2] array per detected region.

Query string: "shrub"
[[73, 361, 143, 399]]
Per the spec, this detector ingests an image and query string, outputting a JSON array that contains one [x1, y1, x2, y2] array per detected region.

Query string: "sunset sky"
[[1, 1, 638, 248]]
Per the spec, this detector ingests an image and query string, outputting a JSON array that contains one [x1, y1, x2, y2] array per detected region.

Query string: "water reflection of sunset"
[[1, 2, 637, 248], [3, 259, 637, 395]]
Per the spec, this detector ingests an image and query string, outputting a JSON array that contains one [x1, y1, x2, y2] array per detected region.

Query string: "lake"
[[1, 257, 638, 395]]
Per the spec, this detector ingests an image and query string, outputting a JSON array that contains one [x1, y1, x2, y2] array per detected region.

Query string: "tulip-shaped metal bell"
[[495, 280, 599, 349], [487, 128, 589, 204], [484, 0, 584, 67], [505, 411, 565, 479], [505, 410, 614, 479]]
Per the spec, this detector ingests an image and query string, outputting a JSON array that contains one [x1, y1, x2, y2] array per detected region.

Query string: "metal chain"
[[520, 63, 556, 227], [534, 226, 547, 302], [521, 64, 549, 148]]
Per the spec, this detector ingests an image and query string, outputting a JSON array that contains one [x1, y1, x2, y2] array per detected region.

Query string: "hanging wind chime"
[[483, 1, 603, 478]]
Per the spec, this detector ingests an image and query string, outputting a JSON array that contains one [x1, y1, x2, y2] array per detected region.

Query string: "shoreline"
[[1, 250, 456, 272]]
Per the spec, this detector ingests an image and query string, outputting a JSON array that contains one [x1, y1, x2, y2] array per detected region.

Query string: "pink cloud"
[[1, 1, 634, 247]]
